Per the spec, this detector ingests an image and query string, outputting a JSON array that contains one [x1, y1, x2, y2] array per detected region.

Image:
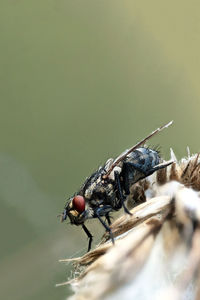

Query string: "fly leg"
[[106, 214, 112, 226], [114, 171, 132, 215], [122, 160, 173, 185], [121, 160, 173, 199], [95, 206, 114, 245], [145, 160, 173, 174], [82, 224, 93, 252]]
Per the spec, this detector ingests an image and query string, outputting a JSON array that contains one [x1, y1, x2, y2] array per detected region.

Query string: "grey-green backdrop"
[[1, 1, 200, 299]]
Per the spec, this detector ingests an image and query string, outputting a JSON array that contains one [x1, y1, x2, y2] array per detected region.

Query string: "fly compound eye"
[[72, 195, 85, 213]]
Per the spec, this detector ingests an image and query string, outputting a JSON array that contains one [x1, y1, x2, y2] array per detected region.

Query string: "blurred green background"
[[1, 0, 200, 299]]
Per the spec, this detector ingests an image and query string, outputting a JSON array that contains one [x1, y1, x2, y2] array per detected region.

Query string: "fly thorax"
[[84, 178, 101, 198]]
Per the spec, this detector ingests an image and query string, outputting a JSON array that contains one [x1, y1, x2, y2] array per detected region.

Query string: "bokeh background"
[[1, 1, 200, 299]]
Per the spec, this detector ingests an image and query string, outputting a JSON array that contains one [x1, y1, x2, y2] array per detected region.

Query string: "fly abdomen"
[[127, 147, 160, 175]]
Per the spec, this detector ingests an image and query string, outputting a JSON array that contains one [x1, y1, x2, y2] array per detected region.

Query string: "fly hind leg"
[[121, 160, 173, 196]]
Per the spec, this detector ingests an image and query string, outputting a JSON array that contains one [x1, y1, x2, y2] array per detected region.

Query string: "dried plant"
[[58, 149, 200, 300]]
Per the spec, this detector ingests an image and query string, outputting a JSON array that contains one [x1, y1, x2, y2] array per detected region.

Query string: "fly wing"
[[103, 121, 173, 179]]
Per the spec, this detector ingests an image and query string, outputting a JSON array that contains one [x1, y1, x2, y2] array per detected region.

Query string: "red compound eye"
[[72, 195, 85, 213]]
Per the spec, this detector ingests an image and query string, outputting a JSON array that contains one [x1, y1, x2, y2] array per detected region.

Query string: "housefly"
[[60, 121, 173, 251]]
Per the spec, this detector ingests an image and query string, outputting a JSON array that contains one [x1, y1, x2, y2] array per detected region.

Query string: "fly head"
[[61, 195, 86, 225]]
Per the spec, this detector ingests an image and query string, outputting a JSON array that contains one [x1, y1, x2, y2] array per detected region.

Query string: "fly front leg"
[[82, 224, 93, 252]]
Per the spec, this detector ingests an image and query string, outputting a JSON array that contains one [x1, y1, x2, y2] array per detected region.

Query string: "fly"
[[60, 121, 173, 251]]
